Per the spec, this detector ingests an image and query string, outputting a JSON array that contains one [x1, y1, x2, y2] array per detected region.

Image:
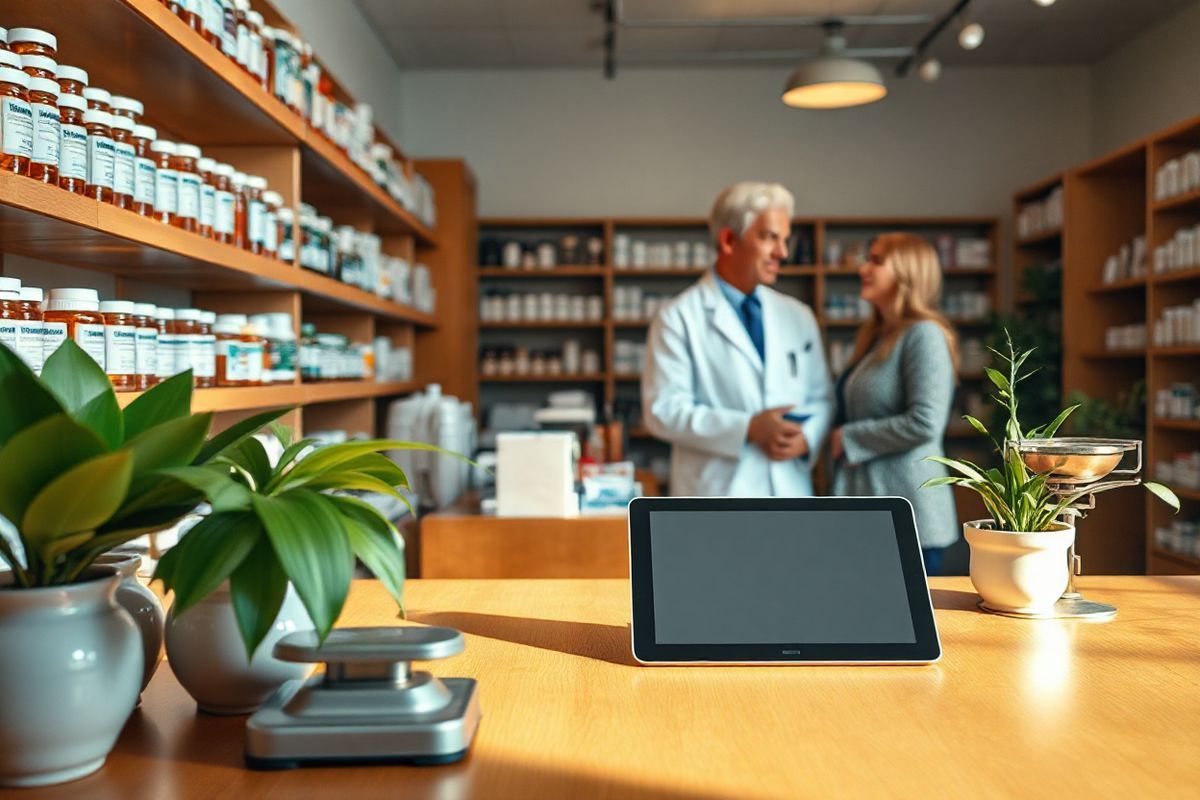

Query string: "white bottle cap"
[[0, 67, 30, 88], [198, 157, 215, 172], [0, 51, 18, 69], [247, 11, 265, 26], [200, 311, 216, 324], [0, 291, 19, 301], [213, 163, 234, 178], [262, 190, 283, 206], [133, 124, 157, 141], [82, 86, 112, 105], [175, 143, 202, 159], [213, 319, 241, 336], [8, 28, 56, 51], [150, 140, 177, 155], [18, 55, 56, 76], [156, 308, 176, 321], [216, 313, 248, 326], [83, 109, 113, 127], [57, 93, 86, 111], [109, 115, 134, 132], [56, 65, 88, 85], [0, 277, 21, 292], [109, 96, 143, 116], [232, 171, 247, 185], [99, 300, 135, 315], [18, 286, 43, 303], [133, 302, 156, 316], [28, 77, 59, 96], [247, 175, 267, 190], [175, 308, 202, 321], [46, 288, 100, 312]]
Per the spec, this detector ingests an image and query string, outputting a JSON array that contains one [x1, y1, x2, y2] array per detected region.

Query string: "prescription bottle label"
[[104, 324, 137, 376], [155, 169, 178, 214], [2, 98, 34, 158], [135, 326, 157, 376], [194, 333, 216, 378], [0, 320, 16, 353], [178, 173, 201, 220], [215, 190, 235, 235], [87, 136, 116, 189], [134, 157, 155, 204], [16, 320, 43, 372], [248, 200, 266, 244], [113, 141, 135, 197], [42, 321, 67, 359], [156, 334, 181, 378], [59, 125, 88, 179], [200, 183, 215, 228], [243, 341, 264, 383], [75, 323, 107, 369], [31, 103, 59, 165]]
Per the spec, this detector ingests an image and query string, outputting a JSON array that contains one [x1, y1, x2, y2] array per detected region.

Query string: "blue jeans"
[[922, 548, 944, 577]]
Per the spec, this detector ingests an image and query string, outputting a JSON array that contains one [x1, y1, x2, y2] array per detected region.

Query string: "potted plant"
[[923, 333, 1178, 615], [154, 423, 431, 714], [0, 341, 290, 787]]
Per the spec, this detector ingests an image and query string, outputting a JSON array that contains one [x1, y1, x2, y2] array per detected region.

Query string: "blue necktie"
[[741, 294, 765, 361]]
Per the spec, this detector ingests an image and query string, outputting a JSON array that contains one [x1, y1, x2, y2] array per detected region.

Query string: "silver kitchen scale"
[[997, 436, 1144, 621], [245, 626, 481, 769]]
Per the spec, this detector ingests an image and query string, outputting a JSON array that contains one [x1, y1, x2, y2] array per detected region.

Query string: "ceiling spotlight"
[[781, 22, 887, 109], [917, 56, 941, 83], [958, 21, 985, 50], [1032, 0, 1057, 6]]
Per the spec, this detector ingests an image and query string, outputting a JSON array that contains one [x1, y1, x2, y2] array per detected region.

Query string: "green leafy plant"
[[988, 259, 1062, 432], [922, 331, 1178, 531], [0, 341, 289, 588], [1066, 381, 1145, 439], [151, 422, 451, 659]]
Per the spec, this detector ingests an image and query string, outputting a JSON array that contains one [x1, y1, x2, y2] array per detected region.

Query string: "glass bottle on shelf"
[[109, 114, 137, 210], [131, 125, 157, 217], [150, 140, 178, 225], [0, 67, 33, 175], [27, 76, 59, 184], [172, 143, 203, 233], [83, 109, 116, 203], [56, 93, 87, 193]]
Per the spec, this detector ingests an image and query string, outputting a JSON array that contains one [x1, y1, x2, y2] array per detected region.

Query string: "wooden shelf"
[[480, 321, 605, 329], [1155, 266, 1200, 285], [613, 268, 705, 277], [1016, 228, 1062, 246], [1081, 350, 1145, 360], [1151, 547, 1200, 569], [1090, 276, 1147, 293], [1169, 486, 1200, 503], [614, 372, 642, 381], [478, 267, 607, 277], [612, 320, 651, 328], [1152, 188, 1200, 213], [481, 374, 606, 383], [1154, 418, 1200, 431], [115, 380, 420, 412], [0, 173, 434, 325], [1152, 347, 1200, 357]]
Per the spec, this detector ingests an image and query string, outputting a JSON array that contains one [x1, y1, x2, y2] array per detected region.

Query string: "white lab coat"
[[642, 272, 833, 497]]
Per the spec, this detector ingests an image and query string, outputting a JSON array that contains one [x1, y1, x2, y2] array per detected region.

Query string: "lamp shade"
[[781, 56, 887, 109]]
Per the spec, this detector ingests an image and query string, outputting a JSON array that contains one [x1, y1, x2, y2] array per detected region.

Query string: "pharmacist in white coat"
[[643, 182, 833, 497]]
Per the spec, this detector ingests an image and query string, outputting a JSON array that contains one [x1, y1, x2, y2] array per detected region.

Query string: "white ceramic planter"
[[165, 582, 314, 715], [95, 553, 164, 695], [964, 520, 1075, 615], [0, 567, 142, 788]]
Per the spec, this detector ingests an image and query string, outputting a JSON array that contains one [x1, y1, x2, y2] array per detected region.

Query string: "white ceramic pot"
[[964, 520, 1075, 615], [95, 553, 164, 695], [0, 567, 142, 788], [165, 582, 314, 715]]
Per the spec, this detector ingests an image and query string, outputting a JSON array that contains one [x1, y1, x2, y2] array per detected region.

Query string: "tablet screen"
[[628, 497, 940, 664], [650, 510, 915, 644]]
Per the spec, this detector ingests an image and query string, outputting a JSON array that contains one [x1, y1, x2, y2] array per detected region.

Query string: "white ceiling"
[[354, 0, 1196, 70]]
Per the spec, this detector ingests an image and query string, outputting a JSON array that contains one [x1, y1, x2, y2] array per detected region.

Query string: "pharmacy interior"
[[0, 0, 1198, 797]]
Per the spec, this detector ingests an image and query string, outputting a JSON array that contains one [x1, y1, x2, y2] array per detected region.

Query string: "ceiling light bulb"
[[917, 57, 941, 83], [1032, 0, 1056, 6], [958, 21, 985, 50]]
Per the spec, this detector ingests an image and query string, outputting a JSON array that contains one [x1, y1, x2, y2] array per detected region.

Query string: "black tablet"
[[628, 497, 941, 664]]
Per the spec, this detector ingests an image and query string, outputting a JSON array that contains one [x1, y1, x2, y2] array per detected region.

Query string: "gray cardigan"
[[832, 320, 959, 549]]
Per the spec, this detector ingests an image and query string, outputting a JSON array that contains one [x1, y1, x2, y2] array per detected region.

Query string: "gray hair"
[[708, 182, 795, 246]]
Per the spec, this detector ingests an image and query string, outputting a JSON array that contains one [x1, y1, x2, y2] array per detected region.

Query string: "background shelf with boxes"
[[0, 0, 462, 442], [475, 216, 999, 500]]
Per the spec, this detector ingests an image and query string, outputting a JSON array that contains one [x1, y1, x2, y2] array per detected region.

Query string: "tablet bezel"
[[628, 496, 942, 665]]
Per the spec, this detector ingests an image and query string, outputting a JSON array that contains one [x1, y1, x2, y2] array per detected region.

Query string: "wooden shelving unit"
[[476, 215, 999, 509], [0, 0, 446, 437]]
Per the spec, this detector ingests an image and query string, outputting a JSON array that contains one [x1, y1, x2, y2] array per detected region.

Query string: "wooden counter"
[[23, 576, 1200, 799], [420, 493, 629, 578]]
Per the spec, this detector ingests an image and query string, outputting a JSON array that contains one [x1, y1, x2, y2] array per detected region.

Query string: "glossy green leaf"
[[252, 489, 353, 642], [122, 412, 213, 478], [41, 531, 94, 563], [296, 470, 408, 501], [275, 438, 321, 473], [962, 415, 990, 439], [165, 511, 261, 617], [330, 495, 405, 611], [153, 465, 252, 513], [924, 456, 986, 482], [920, 476, 963, 488], [22, 450, 133, 551], [1040, 404, 1080, 439], [229, 534, 289, 660], [269, 421, 296, 449], [40, 340, 124, 448], [193, 406, 293, 466], [228, 436, 273, 491], [0, 342, 64, 445], [111, 475, 206, 523], [1144, 482, 1180, 513], [272, 439, 451, 493], [122, 370, 194, 442], [0, 413, 107, 527]]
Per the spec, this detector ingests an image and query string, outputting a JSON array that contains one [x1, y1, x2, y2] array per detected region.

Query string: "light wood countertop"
[[23, 576, 1200, 799]]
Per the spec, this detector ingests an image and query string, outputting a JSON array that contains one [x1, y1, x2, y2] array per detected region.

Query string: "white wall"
[[1090, 1, 1200, 155], [397, 66, 1091, 220], [271, 0, 405, 141]]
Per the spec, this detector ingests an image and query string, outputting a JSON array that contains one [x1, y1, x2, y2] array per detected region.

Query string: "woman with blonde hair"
[[830, 232, 960, 574]]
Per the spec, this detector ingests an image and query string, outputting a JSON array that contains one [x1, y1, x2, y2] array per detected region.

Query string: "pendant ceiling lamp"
[[781, 22, 887, 109]]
